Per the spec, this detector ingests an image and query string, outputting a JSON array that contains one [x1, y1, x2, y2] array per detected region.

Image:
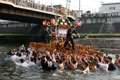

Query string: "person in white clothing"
[[28, 58, 36, 67], [98, 56, 109, 71], [13, 59, 29, 68], [98, 62, 109, 71], [20, 53, 27, 61], [11, 54, 21, 62]]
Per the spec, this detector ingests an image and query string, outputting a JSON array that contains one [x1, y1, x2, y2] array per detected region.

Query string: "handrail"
[[0, 0, 75, 18]]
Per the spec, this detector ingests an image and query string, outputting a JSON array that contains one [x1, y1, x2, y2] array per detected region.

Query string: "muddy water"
[[0, 44, 120, 80]]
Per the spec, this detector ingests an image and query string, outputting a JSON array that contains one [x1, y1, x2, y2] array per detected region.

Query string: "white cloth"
[[36, 59, 41, 67], [28, 62, 36, 67], [27, 48, 32, 53], [29, 51, 33, 58], [52, 54, 55, 61], [11, 55, 21, 62], [20, 55, 26, 61], [15, 62, 29, 68], [98, 62, 109, 71], [25, 60, 31, 64]]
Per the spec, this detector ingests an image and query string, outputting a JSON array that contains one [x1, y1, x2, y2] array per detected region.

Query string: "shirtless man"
[[114, 55, 120, 67], [58, 59, 64, 70]]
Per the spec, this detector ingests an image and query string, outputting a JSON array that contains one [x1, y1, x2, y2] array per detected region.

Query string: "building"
[[99, 2, 120, 13], [72, 10, 83, 18], [53, 5, 62, 9]]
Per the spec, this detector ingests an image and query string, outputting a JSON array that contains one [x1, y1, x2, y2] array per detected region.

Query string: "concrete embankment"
[[0, 34, 42, 44], [0, 34, 120, 50], [76, 22, 120, 33], [75, 38, 120, 49]]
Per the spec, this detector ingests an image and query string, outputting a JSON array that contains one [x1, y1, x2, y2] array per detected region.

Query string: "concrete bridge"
[[0, 0, 75, 24]]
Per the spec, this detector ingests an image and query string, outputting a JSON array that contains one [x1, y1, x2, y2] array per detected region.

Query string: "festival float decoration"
[[43, 20, 47, 26], [29, 7, 103, 56]]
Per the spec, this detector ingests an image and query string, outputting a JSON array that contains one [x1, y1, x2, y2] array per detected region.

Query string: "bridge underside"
[[0, 3, 55, 24], [0, 2, 75, 24]]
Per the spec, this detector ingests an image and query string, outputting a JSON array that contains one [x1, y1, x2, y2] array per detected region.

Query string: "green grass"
[[0, 34, 42, 36], [79, 33, 120, 37], [0, 33, 120, 37]]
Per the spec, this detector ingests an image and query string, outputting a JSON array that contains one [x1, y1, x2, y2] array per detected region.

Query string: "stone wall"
[[76, 22, 120, 33], [75, 38, 120, 49]]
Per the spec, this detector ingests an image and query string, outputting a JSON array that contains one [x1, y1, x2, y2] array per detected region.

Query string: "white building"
[[72, 10, 83, 18], [99, 2, 120, 13]]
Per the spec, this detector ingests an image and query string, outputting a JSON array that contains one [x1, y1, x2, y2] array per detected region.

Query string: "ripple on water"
[[0, 45, 120, 80]]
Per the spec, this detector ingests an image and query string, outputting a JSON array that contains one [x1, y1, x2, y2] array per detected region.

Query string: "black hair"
[[58, 59, 63, 64], [18, 53, 21, 57], [90, 56, 94, 61], [101, 49, 104, 52], [108, 56, 112, 61], [26, 50, 29, 53], [105, 60, 109, 64], [98, 56, 101, 62], [20, 59, 24, 63], [31, 58, 34, 62], [72, 60, 76, 64], [116, 55, 119, 57], [21, 50, 26, 52], [85, 62, 88, 67]]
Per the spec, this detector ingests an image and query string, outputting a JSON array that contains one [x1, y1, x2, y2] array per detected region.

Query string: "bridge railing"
[[0, 0, 75, 18]]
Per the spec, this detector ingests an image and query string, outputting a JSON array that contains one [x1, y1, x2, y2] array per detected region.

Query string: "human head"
[[31, 58, 34, 62], [46, 27, 49, 31], [58, 59, 63, 64], [20, 59, 24, 63], [71, 26, 75, 30], [116, 55, 119, 59], [13, 49, 16, 51], [108, 56, 112, 62], [46, 50, 50, 56], [52, 60, 56, 64]]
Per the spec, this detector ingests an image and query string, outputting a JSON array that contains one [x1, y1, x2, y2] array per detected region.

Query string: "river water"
[[0, 44, 120, 80]]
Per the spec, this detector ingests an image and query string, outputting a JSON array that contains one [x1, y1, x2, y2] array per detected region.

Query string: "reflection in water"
[[0, 44, 120, 80]]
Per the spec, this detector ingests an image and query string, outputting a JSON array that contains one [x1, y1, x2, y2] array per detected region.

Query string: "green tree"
[[86, 10, 91, 14]]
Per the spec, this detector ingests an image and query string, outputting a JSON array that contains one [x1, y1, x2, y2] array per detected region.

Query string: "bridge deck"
[[0, 0, 75, 20]]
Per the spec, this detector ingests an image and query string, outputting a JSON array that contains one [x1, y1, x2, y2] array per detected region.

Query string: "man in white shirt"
[[98, 62, 109, 71], [13, 59, 29, 68], [28, 58, 36, 67], [11, 54, 21, 62]]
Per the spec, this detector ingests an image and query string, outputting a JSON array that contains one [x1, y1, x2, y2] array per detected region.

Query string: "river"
[[0, 44, 120, 80]]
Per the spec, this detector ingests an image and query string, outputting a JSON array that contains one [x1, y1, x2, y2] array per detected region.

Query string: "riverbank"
[[0, 34, 42, 44], [79, 33, 120, 38], [75, 38, 120, 49], [0, 33, 120, 43], [1, 34, 120, 49]]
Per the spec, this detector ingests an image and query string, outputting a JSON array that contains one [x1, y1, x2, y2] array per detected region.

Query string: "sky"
[[35, 0, 120, 13]]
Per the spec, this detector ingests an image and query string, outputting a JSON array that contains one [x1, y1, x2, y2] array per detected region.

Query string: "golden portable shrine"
[[29, 7, 103, 56]]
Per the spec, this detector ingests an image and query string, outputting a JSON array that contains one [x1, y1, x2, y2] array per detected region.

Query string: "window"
[[109, 7, 115, 10]]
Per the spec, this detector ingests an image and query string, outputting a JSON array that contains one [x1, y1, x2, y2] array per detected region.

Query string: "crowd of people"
[[81, 12, 120, 19], [1, 0, 74, 16], [2, 0, 57, 13], [7, 44, 120, 74]]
